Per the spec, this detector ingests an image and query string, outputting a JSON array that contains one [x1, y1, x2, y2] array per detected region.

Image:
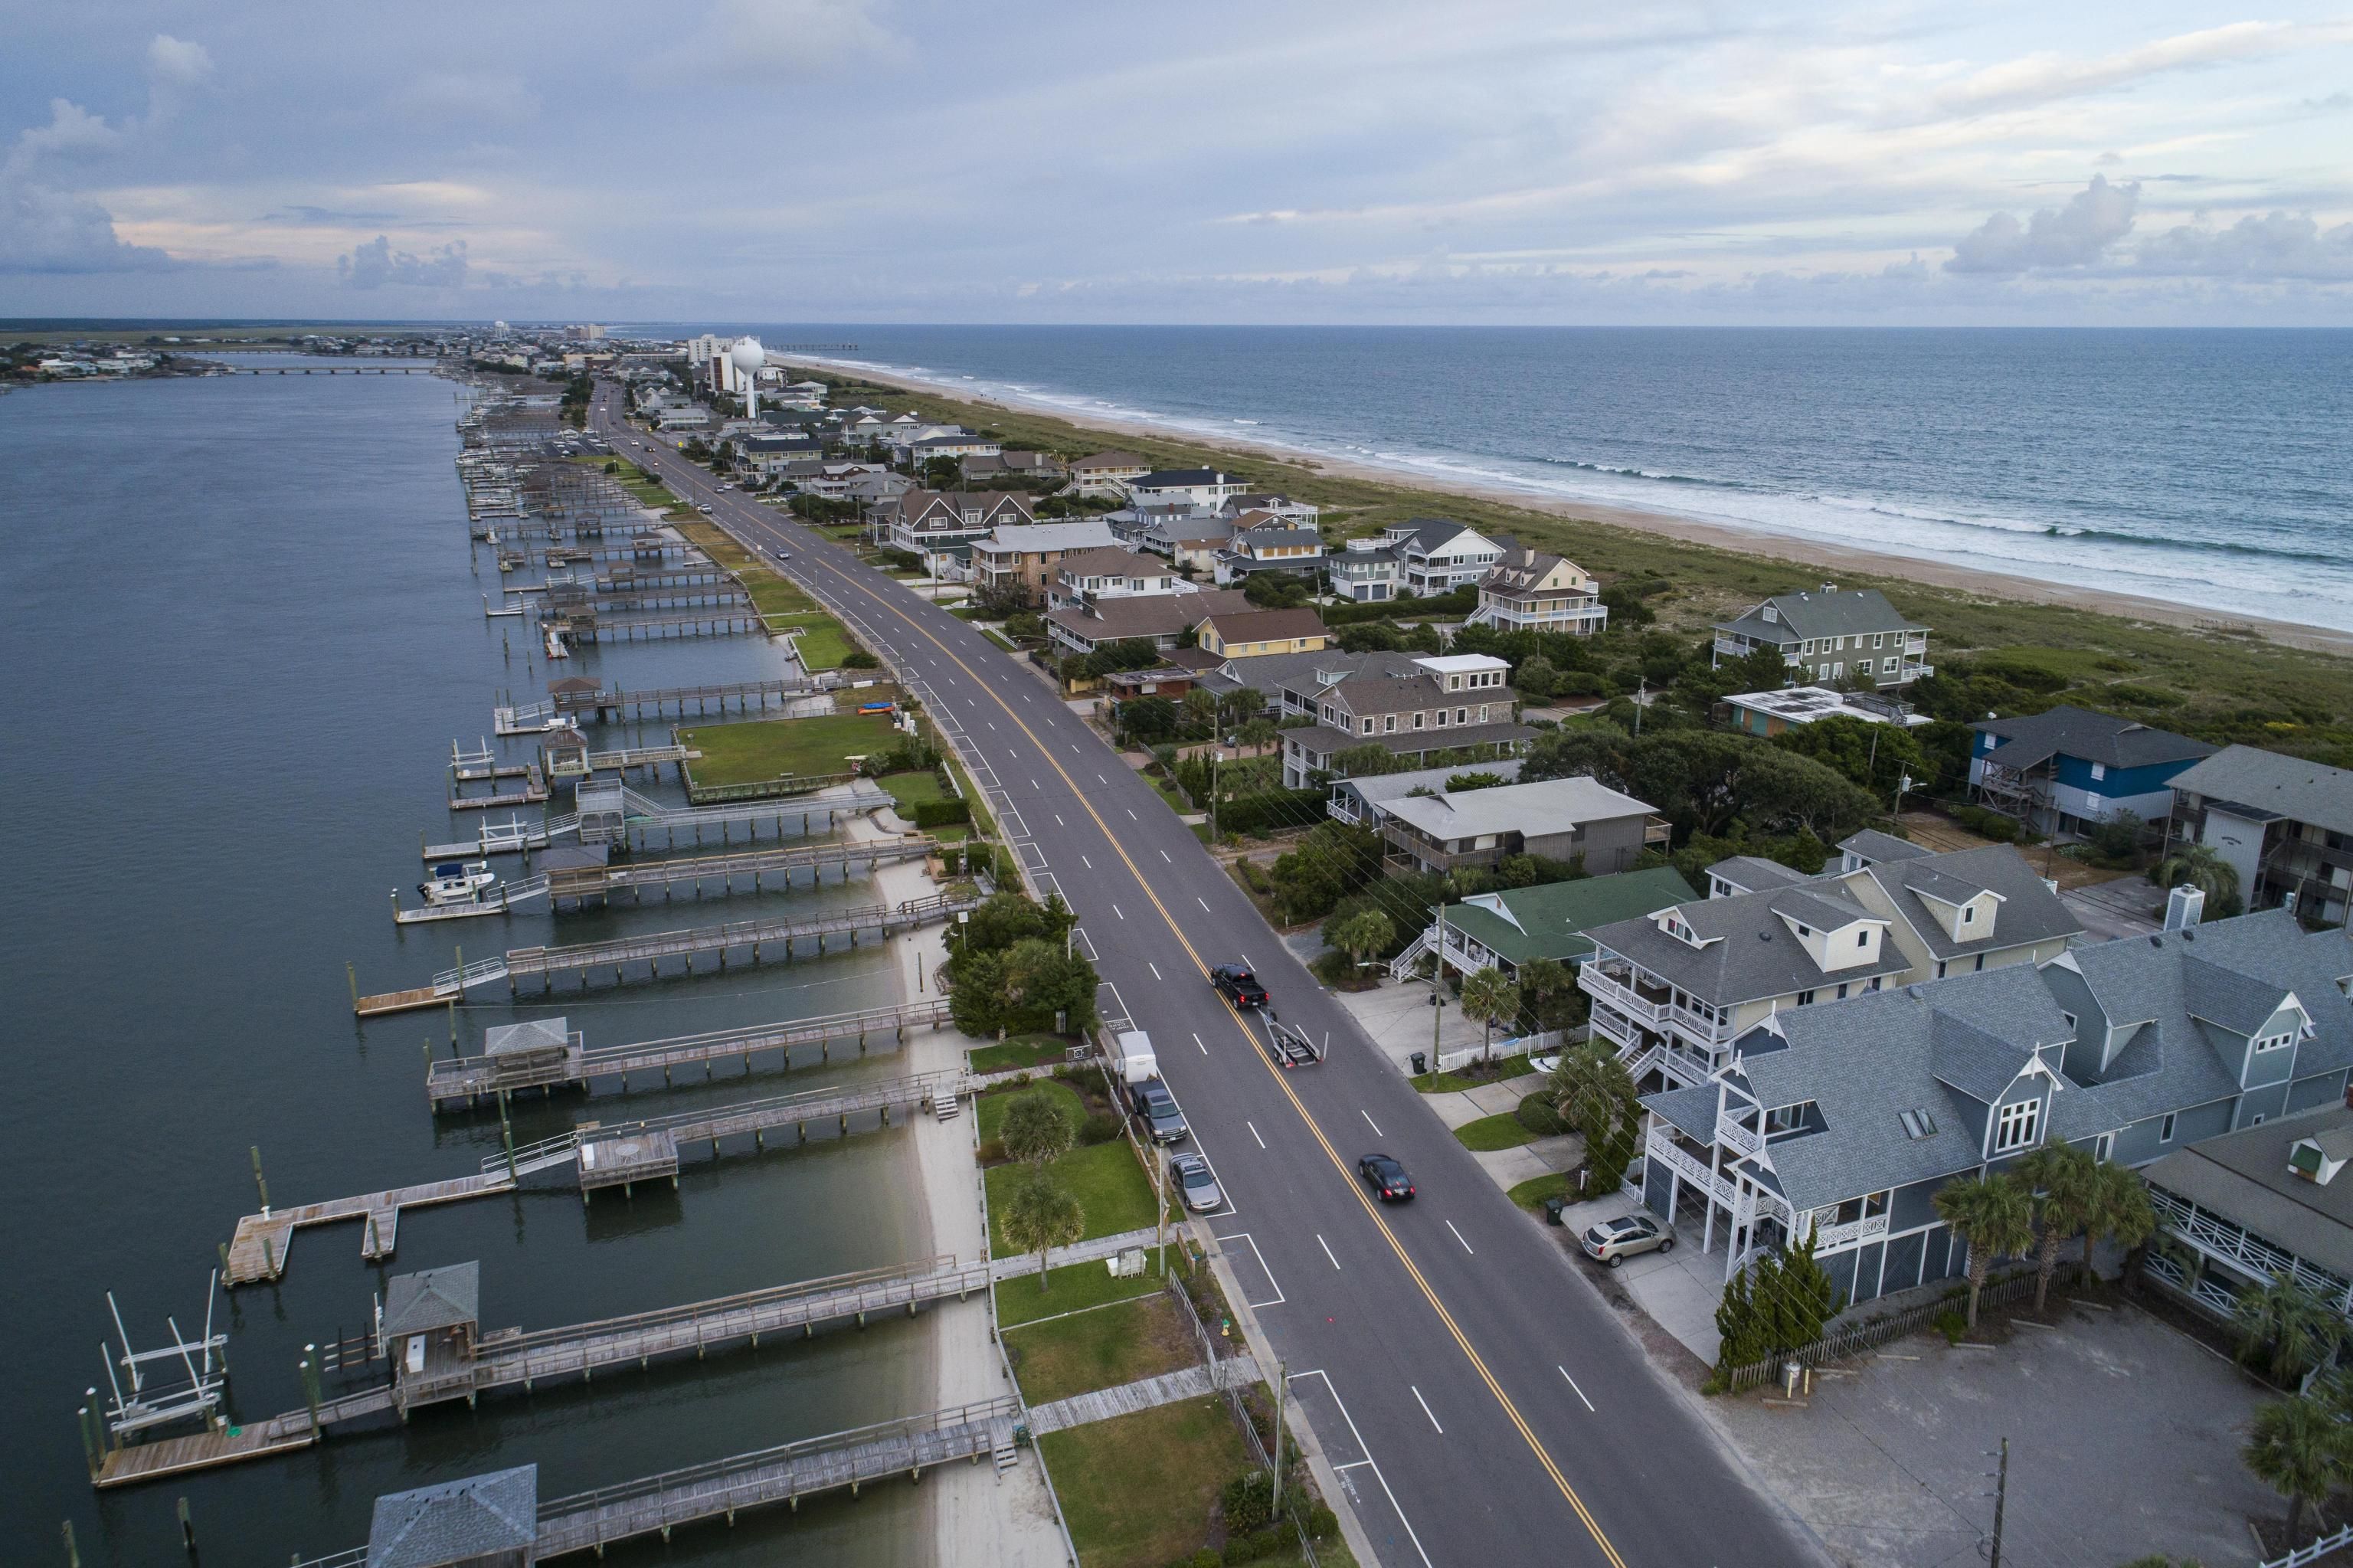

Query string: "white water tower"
[[729, 337, 767, 417]]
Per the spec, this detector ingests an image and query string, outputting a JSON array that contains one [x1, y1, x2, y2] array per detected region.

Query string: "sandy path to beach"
[[845, 809, 1069, 1567], [784, 357, 2352, 657]]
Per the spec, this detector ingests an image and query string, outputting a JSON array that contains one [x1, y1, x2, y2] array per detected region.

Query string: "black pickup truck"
[[1211, 964, 1268, 1010]]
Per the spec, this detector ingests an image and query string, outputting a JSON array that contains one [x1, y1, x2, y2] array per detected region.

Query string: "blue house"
[[1968, 705, 2216, 840], [1638, 908, 2353, 1307]]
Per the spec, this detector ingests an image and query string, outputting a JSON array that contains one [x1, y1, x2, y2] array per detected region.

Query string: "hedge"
[[911, 798, 972, 828], [1207, 788, 1328, 836]]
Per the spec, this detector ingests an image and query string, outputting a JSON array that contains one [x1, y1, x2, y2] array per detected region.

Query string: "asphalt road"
[[588, 389, 1824, 1568]]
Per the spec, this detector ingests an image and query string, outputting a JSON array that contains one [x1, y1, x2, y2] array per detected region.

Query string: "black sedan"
[[1358, 1152, 1415, 1203]]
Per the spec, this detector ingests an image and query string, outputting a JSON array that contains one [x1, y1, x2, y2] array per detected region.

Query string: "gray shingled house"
[[1712, 585, 1929, 689], [1638, 908, 2353, 1304], [2141, 1105, 2353, 1323]]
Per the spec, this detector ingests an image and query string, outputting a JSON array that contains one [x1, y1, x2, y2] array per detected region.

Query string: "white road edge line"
[[1148, 961, 1163, 980], [1411, 1385, 1444, 1434], [1361, 1110, 1384, 1138], [1317, 1234, 1340, 1271], [1112, 904, 1124, 920], [1198, 896, 1212, 912], [1245, 1120, 1265, 1148], [1212, 1231, 1285, 1307], [1445, 1220, 1474, 1255], [1193, 1033, 1209, 1056], [1290, 1370, 1434, 1568], [1557, 1365, 1595, 1412]]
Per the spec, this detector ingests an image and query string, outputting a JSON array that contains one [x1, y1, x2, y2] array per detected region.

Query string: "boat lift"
[[95, 1275, 229, 1439]]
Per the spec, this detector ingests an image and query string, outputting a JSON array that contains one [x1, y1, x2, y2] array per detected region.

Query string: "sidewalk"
[[1327, 974, 1490, 1074]]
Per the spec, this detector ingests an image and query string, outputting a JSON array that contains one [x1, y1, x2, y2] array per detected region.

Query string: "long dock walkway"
[[417, 779, 895, 867], [356, 889, 976, 1014], [495, 673, 848, 732], [224, 1071, 970, 1282], [283, 1399, 1021, 1563], [427, 998, 955, 1105], [1026, 1355, 1262, 1435]]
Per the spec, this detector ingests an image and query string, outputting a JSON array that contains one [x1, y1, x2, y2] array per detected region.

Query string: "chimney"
[[2163, 883, 2205, 931]]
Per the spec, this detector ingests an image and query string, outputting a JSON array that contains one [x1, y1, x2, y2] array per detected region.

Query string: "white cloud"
[[394, 73, 542, 126], [2136, 211, 2353, 280], [0, 100, 165, 272], [147, 34, 215, 86], [338, 234, 468, 288], [1946, 173, 2139, 273]]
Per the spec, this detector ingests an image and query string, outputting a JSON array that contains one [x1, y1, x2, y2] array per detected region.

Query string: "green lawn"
[[878, 771, 967, 842], [1409, 1053, 1533, 1093], [770, 611, 853, 669], [746, 574, 816, 617], [1454, 1111, 1539, 1151], [1506, 1173, 1574, 1213], [1038, 1397, 1255, 1568], [977, 1079, 1082, 1143], [1003, 1292, 1198, 1406], [969, 1034, 1078, 1075], [679, 711, 899, 787], [986, 1141, 1160, 1259], [993, 1255, 1168, 1327]]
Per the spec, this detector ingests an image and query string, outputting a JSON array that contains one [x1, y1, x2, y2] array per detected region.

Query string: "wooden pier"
[[280, 1399, 1017, 1564], [93, 1258, 1003, 1488], [223, 1070, 968, 1281], [547, 608, 764, 642], [449, 761, 549, 810], [494, 673, 851, 732], [414, 778, 895, 868], [548, 834, 941, 904], [427, 998, 955, 1106]]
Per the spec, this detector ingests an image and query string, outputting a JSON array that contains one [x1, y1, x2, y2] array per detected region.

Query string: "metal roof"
[[1383, 776, 1656, 846], [1442, 866, 1701, 967], [485, 1017, 571, 1058]]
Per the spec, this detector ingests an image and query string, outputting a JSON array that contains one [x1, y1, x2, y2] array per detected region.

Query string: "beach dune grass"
[[677, 710, 899, 788], [985, 1141, 1160, 1259], [1001, 1291, 1198, 1406], [1037, 1397, 1255, 1568]]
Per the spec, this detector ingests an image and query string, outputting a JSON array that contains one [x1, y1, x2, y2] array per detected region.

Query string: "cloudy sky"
[[5, 1, 2352, 323]]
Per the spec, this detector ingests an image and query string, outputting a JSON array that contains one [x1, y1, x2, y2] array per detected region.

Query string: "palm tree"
[[999, 1090, 1075, 1174], [1458, 967, 1521, 1060], [2082, 1158, 2157, 1285], [1329, 908, 1394, 974], [2152, 842, 2241, 913], [1000, 1171, 1085, 1292], [1182, 687, 1221, 739], [2235, 1273, 2346, 1385], [1549, 1043, 1637, 1153], [1515, 956, 1573, 1034], [2244, 1393, 2351, 1548], [2016, 1138, 2099, 1313], [1933, 1174, 2036, 1328]]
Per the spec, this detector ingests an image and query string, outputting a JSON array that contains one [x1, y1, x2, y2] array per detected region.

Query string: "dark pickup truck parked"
[[1124, 1077, 1191, 1145], [1211, 964, 1268, 1010]]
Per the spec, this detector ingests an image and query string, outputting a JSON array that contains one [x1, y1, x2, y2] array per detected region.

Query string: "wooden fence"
[[1719, 1264, 2076, 1394]]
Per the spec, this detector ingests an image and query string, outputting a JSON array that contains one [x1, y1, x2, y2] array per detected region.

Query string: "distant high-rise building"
[[565, 323, 605, 341]]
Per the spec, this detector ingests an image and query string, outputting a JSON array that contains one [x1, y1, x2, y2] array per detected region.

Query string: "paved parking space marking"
[[1557, 1366, 1595, 1412], [1213, 1231, 1286, 1308], [1317, 1234, 1340, 1271], [1362, 1110, 1384, 1138], [1446, 1220, 1474, 1255]]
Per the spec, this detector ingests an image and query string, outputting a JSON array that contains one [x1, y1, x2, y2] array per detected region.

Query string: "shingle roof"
[[977, 520, 1120, 556], [1056, 548, 1163, 578], [1134, 469, 1226, 486], [1708, 856, 1815, 893], [1971, 705, 2217, 773], [2171, 745, 2353, 840], [1715, 587, 1925, 644], [367, 1465, 538, 1568], [381, 1261, 481, 1337], [1860, 845, 2083, 963], [2142, 1105, 2353, 1282], [1046, 589, 1246, 645], [1590, 881, 1909, 1009], [1835, 828, 1929, 866], [1200, 608, 1327, 643]]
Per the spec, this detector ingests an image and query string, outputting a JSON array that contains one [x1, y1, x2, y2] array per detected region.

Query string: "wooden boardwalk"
[[355, 889, 979, 1013], [427, 997, 955, 1105], [1026, 1355, 1262, 1435], [96, 1258, 1002, 1487], [552, 834, 940, 903], [226, 1072, 968, 1281]]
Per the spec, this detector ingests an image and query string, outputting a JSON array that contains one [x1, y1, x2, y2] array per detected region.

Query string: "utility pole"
[[1632, 676, 1645, 738], [1210, 750, 1223, 841], [1271, 1357, 1288, 1513]]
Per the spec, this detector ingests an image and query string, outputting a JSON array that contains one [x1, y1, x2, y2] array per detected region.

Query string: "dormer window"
[[2255, 1030, 2295, 1053], [1856, 930, 1869, 947], [1995, 1098, 2041, 1153], [1961, 906, 1975, 925]]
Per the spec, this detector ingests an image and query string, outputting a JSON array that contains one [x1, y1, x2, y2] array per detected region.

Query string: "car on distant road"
[[1211, 964, 1268, 1010], [1127, 1079, 1190, 1145], [773, 546, 790, 560], [1358, 1152, 1415, 1202], [1581, 1213, 1673, 1267], [1169, 1152, 1222, 1212], [717, 483, 732, 492], [697, 503, 713, 514]]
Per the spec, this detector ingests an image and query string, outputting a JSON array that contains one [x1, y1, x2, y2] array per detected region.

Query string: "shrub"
[[1304, 1503, 1338, 1540], [840, 650, 880, 669], [1514, 1092, 1568, 1136], [1934, 1308, 1968, 1344], [1188, 1551, 1222, 1568], [1221, 1471, 1276, 1534], [1077, 1110, 1123, 1146], [976, 1138, 1007, 1167], [1223, 1527, 1284, 1563], [1234, 856, 1271, 893], [911, 798, 972, 828], [1311, 949, 1356, 986]]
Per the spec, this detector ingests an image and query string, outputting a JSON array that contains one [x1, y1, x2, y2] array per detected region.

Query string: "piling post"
[[250, 1147, 270, 1215], [177, 1496, 196, 1553], [77, 1403, 98, 1476], [300, 1347, 322, 1433], [61, 1520, 79, 1568]]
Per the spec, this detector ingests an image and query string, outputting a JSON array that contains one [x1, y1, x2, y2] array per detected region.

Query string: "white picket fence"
[[2264, 1522, 2353, 1568]]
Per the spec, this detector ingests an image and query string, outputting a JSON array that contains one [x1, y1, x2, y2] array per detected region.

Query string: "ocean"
[[700, 326, 2353, 633], [0, 362, 926, 1566]]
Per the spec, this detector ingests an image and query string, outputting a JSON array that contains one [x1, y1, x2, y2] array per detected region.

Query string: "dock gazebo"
[[381, 1262, 485, 1410], [365, 1462, 538, 1566]]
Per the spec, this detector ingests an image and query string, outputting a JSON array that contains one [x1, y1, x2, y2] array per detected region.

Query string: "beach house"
[[1403, 865, 1702, 983], [1968, 705, 2217, 840], [969, 519, 1123, 609], [1373, 774, 1670, 877], [2166, 745, 2353, 928], [1466, 548, 1608, 634], [1710, 586, 1930, 689], [1278, 652, 1533, 785], [1381, 518, 1508, 594]]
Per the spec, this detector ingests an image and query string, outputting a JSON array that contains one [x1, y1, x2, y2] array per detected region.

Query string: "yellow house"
[[1196, 608, 1329, 659]]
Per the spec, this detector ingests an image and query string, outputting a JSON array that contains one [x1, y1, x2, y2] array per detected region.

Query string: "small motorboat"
[[419, 860, 499, 906]]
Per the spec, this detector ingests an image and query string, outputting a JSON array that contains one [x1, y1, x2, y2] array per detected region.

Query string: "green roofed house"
[[1398, 865, 1702, 982]]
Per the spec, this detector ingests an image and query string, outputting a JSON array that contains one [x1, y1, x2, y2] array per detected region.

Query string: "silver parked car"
[[1581, 1213, 1673, 1268], [1169, 1152, 1222, 1213]]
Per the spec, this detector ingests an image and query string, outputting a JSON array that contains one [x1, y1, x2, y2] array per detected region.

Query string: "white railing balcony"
[[1900, 662, 1933, 680], [2153, 1187, 2353, 1310], [1655, 1043, 1716, 1087], [1805, 1211, 1891, 1252], [1668, 1003, 1737, 1047], [1582, 967, 1671, 1026], [1648, 1128, 1737, 1208], [1588, 1005, 1642, 1052], [1716, 1115, 1764, 1160]]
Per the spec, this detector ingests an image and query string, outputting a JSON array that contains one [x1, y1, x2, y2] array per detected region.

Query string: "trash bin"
[[1543, 1196, 1567, 1227], [1410, 1051, 1428, 1075], [1782, 1360, 1803, 1398]]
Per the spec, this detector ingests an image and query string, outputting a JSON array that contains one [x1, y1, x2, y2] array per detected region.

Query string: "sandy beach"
[[844, 807, 1071, 1568], [783, 357, 2353, 658]]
